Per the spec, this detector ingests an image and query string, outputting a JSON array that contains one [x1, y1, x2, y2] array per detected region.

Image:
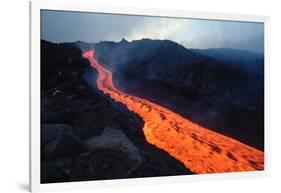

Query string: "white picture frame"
[[30, 0, 271, 192]]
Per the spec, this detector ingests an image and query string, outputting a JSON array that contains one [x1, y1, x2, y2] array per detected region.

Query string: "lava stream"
[[82, 49, 264, 174]]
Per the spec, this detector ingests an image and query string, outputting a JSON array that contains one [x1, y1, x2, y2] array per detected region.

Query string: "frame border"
[[30, 0, 271, 192]]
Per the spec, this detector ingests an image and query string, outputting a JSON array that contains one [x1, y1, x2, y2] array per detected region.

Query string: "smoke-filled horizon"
[[41, 10, 264, 53]]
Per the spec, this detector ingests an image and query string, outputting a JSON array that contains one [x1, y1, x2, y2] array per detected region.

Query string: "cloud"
[[125, 18, 190, 41], [41, 10, 264, 53]]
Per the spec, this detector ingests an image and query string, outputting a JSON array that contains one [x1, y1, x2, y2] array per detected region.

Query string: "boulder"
[[41, 124, 86, 160], [71, 153, 96, 181], [85, 127, 142, 179], [41, 161, 70, 183]]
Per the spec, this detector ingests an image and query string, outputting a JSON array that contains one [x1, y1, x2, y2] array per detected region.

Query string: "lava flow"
[[82, 49, 264, 174]]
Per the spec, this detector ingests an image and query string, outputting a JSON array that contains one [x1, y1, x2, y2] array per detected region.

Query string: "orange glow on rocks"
[[82, 49, 264, 174]]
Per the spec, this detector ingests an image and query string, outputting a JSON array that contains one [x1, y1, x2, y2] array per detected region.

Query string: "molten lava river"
[[82, 50, 264, 174]]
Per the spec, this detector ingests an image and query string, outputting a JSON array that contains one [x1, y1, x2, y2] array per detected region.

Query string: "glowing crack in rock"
[[82, 49, 264, 174]]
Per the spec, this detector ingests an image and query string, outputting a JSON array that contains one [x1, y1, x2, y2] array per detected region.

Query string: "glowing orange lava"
[[82, 49, 264, 174]]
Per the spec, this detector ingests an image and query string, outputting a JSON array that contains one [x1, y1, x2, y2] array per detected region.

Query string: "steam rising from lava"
[[82, 49, 264, 174]]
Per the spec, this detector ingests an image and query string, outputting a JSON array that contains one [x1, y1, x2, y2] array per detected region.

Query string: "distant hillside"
[[192, 48, 264, 75], [191, 48, 263, 61]]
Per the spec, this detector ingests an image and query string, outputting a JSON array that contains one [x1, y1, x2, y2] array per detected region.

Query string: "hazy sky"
[[41, 10, 264, 53]]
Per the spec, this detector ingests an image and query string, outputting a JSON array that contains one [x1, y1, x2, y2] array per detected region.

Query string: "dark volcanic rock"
[[86, 127, 142, 179], [41, 161, 71, 183], [41, 123, 73, 144], [71, 153, 96, 181], [86, 127, 142, 162], [71, 127, 143, 180], [41, 124, 86, 160], [41, 39, 192, 183]]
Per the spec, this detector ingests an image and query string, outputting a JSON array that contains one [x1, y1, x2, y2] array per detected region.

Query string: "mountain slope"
[[192, 48, 264, 75], [78, 39, 264, 150]]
